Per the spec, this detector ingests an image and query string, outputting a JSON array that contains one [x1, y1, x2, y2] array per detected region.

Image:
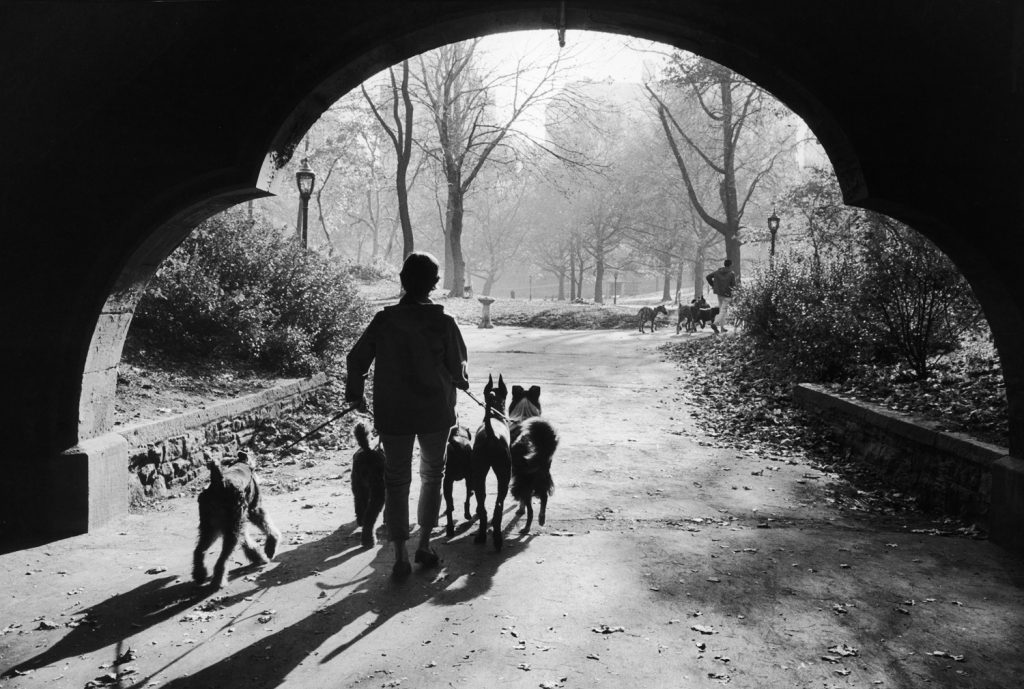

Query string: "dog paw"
[[473, 531, 487, 544], [265, 539, 278, 560], [445, 526, 455, 538], [493, 533, 503, 552], [361, 531, 376, 548]]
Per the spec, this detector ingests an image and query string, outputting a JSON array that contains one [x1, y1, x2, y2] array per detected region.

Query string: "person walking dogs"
[[706, 259, 737, 333], [346, 252, 470, 578]]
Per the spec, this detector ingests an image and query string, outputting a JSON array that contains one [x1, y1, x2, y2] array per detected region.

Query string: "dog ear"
[[528, 385, 541, 403], [512, 385, 525, 400], [485, 374, 494, 394], [497, 374, 507, 395]]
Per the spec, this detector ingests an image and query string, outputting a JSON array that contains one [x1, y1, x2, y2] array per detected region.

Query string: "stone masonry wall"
[[116, 373, 327, 503], [792, 383, 1006, 526]]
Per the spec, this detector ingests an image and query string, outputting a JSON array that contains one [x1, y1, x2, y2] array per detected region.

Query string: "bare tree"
[[361, 60, 416, 259], [645, 53, 792, 281], [414, 40, 588, 297]]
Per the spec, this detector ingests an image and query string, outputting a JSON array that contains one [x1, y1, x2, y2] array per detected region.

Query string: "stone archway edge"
[[48, 374, 329, 536], [792, 383, 1023, 552]]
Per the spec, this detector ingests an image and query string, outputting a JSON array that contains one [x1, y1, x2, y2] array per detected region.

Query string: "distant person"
[[705, 259, 737, 333], [510, 289, 516, 300], [346, 252, 470, 578]]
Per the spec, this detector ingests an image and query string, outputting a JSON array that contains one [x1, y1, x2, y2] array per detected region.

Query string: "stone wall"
[[116, 373, 327, 503], [792, 383, 1006, 526]]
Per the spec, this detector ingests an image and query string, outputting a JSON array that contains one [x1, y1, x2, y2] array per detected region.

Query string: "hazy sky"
[[476, 29, 662, 85]]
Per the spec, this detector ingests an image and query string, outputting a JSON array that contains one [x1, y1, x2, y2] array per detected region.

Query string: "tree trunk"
[[675, 261, 685, 303], [447, 187, 466, 297], [594, 252, 605, 304], [694, 254, 706, 299], [557, 271, 566, 300]]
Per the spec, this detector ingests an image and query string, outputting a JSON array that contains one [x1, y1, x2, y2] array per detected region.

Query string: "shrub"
[[133, 209, 370, 375], [858, 215, 982, 379], [732, 252, 876, 381]]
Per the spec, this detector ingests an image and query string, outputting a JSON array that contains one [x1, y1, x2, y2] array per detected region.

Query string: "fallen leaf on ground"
[[691, 625, 715, 635], [929, 650, 965, 661], [145, 567, 167, 574], [591, 624, 624, 634], [827, 643, 859, 657]]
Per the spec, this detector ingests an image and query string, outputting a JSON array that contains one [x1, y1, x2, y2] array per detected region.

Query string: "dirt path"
[[2, 327, 1023, 688]]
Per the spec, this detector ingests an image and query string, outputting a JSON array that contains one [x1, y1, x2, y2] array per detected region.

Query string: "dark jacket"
[[706, 266, 737, 298], [346, 296, 469, 435]]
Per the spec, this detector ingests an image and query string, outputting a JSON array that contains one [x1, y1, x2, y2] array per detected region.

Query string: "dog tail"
[[354, 422, 372, 452], [511, 418, 559, 472], [203, 449, 225, 490]]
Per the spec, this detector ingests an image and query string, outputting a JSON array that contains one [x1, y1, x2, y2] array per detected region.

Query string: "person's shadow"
[[135, 509, 533, 689]]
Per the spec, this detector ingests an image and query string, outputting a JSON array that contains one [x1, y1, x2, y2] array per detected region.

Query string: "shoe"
[[414, 548, 440, 569], [392, 560, 412, 578]]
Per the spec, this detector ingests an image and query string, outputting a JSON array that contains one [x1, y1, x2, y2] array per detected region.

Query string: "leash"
[[461, 388, 508, 422], [272, 403, 364, 456]]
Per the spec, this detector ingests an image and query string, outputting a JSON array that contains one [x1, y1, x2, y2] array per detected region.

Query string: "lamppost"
[[295, 158, 315, 249], [767, 208, 781, 263]]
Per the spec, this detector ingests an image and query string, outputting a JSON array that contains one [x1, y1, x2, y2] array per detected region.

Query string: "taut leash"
[[461, 388, 508, 422], [273, 403, 364, 456]]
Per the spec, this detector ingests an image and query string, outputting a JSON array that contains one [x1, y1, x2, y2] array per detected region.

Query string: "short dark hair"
[[724, 259, 732, 267], [400, 251, 440, 297]]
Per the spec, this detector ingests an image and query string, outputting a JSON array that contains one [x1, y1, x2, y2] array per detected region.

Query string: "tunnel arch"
[[81, 10, 874, 443], [6, 1, 1017, 540]]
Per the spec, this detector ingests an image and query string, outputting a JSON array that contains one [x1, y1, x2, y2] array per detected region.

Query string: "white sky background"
[[470, 30, 667, 139]]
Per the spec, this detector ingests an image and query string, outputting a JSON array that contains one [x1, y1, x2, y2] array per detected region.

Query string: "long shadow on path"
[[144, 516, 532, 689]]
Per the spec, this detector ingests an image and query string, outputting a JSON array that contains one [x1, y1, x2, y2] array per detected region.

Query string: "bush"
[[858, 215, 982, 379], [732, 253, 876, 381], [735, 216, 986, 383], [133, 209, 370, 375]]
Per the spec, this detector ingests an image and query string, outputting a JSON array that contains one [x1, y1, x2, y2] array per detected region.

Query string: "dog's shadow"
[[4, 575, 203, 676], [3, 526, 369, 679], [143, 519, 534, 688]]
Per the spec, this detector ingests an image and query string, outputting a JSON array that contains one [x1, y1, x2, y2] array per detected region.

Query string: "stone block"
[[990, 455, 1024, 552], [47, 433, 129, 534]]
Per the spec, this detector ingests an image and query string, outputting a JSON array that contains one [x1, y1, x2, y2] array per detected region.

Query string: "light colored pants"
[[379, 429, 449, 543], [715, 296, 732, 328]]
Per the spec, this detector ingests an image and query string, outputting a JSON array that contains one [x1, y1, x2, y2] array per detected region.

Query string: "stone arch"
[[5, 2, 1019, 541]]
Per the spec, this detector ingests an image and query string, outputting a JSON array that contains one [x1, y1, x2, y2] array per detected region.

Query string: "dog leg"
[[538, 493, 548, 527], [472, 467, 489, 545], [192, 523, 218, 584], [463, 477, 474, 522], [443, 473, 456, 538], [361, 489, 384, 548], [352, 477, 366, 527], [519, 499, 534, 535], [240, 524, 268, 566], [249, 506, 280, 560], [211, 527, 240, 589], [491, 457, 511, 551]]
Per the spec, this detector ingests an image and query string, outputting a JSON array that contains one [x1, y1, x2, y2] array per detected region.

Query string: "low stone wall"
[[792, 383, 1005, 525], [115, 373, 328, 502]]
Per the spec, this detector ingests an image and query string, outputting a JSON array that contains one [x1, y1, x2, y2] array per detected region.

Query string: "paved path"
[[2, 327, 1022, 688]]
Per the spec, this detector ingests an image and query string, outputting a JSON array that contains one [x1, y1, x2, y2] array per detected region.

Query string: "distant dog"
[[508, 384, 559, 534], [677, 296, 717, 333], [351, 422, 386, 547], [443, 424, 475, 537], [193, 451, 281, 589], [471, 374, 512, 551], [638, 304, 669, 333]]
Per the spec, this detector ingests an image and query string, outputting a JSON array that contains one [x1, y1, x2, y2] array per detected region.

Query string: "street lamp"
[[295, 158, 315, 249], [767, 208, 781, 261]]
